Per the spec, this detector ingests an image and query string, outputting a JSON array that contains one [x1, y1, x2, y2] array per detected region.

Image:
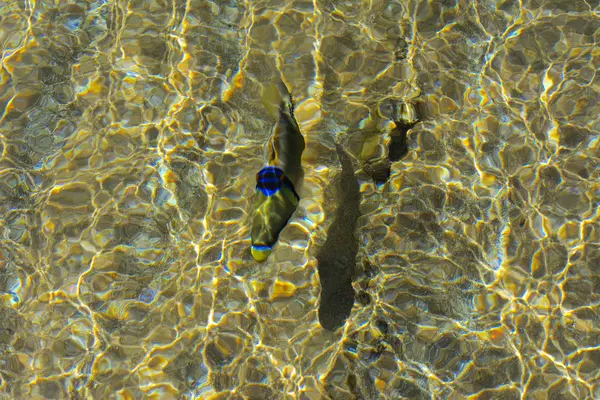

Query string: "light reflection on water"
[[0, 0, 599, 398]]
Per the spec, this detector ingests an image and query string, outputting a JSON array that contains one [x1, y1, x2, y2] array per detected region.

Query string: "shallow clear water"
[[0, 0, 599, 399]]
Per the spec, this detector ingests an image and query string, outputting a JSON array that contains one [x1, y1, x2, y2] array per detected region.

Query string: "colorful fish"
[[250, 82, 305, 261]]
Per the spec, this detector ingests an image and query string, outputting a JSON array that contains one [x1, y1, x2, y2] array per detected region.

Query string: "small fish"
[[388, 102, 418, 162], [250, 82, 305, 262], [362, 100, 419, 184]]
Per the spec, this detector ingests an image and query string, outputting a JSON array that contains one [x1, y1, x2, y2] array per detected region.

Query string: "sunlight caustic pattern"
[[0, 0, 599, 398]]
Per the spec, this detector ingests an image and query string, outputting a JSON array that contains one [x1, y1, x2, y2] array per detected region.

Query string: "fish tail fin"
[[261, 81, 293, 119]]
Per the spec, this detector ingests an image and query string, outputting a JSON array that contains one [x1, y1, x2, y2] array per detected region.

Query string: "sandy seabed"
[[0, 0, 599, 399]]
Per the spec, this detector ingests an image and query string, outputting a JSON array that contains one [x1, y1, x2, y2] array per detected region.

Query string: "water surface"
[[0, 0, 599, 398]]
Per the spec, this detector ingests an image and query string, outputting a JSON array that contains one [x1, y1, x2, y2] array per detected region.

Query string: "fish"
[[317, 143, 361, 331], [388, 102, 418, 162], [250, 82, 305, 262], [362, 101, 419, 184]]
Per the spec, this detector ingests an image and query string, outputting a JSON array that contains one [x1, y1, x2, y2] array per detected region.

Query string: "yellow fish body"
[[250, 82, 305, 261], [251, 166, 299, 261]]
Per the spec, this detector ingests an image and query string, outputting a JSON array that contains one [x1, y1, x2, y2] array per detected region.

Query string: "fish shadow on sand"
[[317, 144, 361, 331]]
